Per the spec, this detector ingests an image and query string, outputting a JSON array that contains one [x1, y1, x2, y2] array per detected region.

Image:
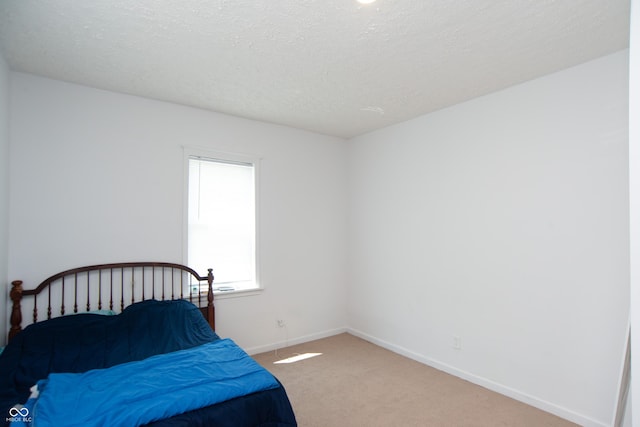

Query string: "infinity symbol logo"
[[9, 407, 29, 417]]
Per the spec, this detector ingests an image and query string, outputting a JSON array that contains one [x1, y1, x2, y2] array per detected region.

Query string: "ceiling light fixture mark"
[[361, 106, 385, 115]]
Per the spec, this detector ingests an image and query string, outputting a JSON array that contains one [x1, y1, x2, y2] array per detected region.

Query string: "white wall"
[[0, 51, 9, 345], [8, 73, 348, 352], [629, 0, 639, 425], [347, 50, 629, 427]]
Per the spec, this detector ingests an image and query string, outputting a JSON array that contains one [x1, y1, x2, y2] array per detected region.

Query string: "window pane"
[[188, 157, 256, 290]]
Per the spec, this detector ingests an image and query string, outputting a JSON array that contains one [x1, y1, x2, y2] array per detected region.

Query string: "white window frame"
[[183, 147, 263, 299]]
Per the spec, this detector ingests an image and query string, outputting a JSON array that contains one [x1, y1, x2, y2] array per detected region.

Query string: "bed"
[[1, 262, 297, 427]]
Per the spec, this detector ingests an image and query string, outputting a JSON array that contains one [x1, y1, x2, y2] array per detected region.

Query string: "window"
[[185, 150, 259, 293]]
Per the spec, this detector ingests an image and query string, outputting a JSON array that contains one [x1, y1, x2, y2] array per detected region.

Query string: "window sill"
[[212, 287, 264, 300]]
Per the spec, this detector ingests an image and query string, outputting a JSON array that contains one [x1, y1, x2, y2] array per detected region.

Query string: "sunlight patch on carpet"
[[274, 353, 323, 364]]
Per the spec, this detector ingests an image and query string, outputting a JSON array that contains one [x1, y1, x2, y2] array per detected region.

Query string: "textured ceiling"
[[0, 0, 631, 138]]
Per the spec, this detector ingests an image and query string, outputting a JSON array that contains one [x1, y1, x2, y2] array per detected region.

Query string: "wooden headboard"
[[9, 262, 215, 341]]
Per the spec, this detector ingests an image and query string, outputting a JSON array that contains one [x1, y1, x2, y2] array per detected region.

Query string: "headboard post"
[[207, 268, 215, 331], [9, 280, 24, 341]]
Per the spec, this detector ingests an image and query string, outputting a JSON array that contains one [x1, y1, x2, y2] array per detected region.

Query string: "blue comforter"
[[0, 299, 220, 413], [19, 339, 279, 427], [0, 300, 297, 427]]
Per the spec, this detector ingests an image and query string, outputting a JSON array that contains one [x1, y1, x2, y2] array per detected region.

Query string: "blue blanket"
[[0, 299, 220, 417], [19, 339, 279, 427]]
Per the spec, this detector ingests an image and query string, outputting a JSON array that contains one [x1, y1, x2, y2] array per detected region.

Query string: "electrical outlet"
[[452, 335, 462, 350], [277, 319, 286, 328]]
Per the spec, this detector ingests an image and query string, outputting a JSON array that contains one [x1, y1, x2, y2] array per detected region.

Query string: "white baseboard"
[[347, 328, 609, 427], [245, 327, 348, 356]]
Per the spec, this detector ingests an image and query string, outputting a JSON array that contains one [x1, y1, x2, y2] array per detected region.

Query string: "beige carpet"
[[253, 333, 578, 427]]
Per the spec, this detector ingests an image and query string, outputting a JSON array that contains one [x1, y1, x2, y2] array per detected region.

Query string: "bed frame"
[[8, 262, 215, 341]]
